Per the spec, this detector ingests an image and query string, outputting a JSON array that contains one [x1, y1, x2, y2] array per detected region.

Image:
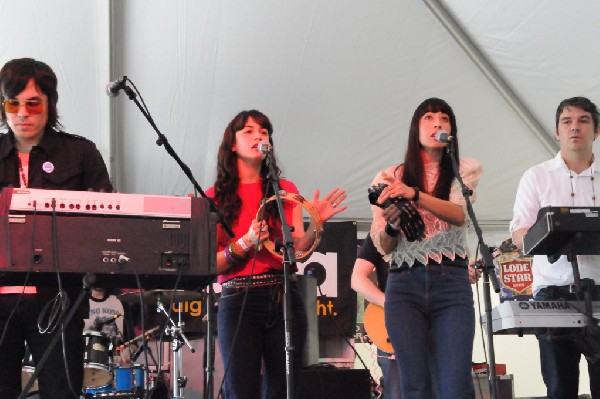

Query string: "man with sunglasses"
[[0, 58, 112, 398]]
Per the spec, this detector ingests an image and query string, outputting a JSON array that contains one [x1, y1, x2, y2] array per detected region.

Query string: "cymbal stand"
[[157, 298, 195, 399]]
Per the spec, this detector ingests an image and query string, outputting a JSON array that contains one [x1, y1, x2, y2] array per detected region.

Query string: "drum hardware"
[[156, 297, 195, 399], [119, 290, 205, 342]]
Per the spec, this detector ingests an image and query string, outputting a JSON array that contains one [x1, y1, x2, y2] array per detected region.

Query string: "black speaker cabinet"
[[300, 368, 371, 399]]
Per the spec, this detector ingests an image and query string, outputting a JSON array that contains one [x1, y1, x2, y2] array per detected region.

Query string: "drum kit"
[[21, 289, 204, 399], [81, 329, 151, 398]]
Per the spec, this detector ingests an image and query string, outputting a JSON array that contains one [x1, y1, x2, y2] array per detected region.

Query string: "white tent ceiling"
[[3, 1, 599, 234], [108, 0, 600, 233]]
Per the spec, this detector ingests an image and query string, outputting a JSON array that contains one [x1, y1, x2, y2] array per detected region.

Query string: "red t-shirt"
[[206, 179, 298, 284]]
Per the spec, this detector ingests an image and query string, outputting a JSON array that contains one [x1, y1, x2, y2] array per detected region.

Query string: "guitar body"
[[363, 303, 394, 354]]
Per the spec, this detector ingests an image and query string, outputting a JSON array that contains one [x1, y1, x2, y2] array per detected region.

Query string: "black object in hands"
[[368, 183, 399, 210], [368, 183, 426, 242]]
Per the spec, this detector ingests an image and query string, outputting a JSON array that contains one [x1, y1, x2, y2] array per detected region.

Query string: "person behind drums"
[[0, 58, 113, 398], [85, 288, 138, 364], [206, 109, 347, 398], [83, 288, 140, 394], [510, 97, 600, 398], [370, 98, 482, 398]]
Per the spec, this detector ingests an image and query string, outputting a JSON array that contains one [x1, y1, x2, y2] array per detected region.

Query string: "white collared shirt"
[[510, 152, 600, 295]]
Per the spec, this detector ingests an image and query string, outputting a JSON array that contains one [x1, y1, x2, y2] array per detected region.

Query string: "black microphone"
[[435, 130, 453, 143], [258, 140, 272, 155], [91, 313, 121, 331], [105, 76, 128, 97], [131, 343, 145, 362]]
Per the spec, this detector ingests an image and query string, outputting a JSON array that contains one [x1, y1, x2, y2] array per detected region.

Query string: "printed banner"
[[298, 221, 357, 336]]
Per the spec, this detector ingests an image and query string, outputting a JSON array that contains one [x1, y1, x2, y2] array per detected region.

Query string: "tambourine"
[[256, 192, 323, 262]]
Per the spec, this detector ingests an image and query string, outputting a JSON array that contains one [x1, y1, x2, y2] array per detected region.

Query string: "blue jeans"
[[217, 282, 307, 399], [534, 288, 600, 398], [378, 348, 402, 399], [385, 263, 475, 399]]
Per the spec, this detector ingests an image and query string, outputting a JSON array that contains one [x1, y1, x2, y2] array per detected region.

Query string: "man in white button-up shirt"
[[511, 96, 600, 398]]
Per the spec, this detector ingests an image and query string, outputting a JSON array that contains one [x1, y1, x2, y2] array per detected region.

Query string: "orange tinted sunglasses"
[[2, 98, 44, 115]]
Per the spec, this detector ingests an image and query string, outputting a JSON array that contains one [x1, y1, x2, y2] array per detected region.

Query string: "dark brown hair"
[[0, 58, 60, 129], [214, 110, 281, 226], [400, 97, 459, 200], [555, 96, 599, 131]]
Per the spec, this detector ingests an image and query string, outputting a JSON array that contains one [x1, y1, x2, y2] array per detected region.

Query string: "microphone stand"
[[263, 150, 298, 399], [120, 81, 233, 237], [445, 140, 501, 399], [18, 273, 95, 399], [118, 80, 234, 398]]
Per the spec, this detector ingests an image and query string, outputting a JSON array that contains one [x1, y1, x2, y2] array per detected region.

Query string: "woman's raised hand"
[[313, 187, 347, 222]]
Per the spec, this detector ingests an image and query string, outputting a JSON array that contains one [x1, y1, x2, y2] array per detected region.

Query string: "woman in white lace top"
[[370, 97, 482, 399]]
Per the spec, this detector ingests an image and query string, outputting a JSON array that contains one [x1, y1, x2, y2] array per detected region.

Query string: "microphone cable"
[[0, 200, 38, 351], [35, 197, 78, 398], [37, 198, 69, 333]]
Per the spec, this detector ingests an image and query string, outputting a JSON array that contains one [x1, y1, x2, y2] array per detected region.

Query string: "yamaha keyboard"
[[483, 300, 600, 335], [0, 188, 217, 289], [523, 206, 600, 256]]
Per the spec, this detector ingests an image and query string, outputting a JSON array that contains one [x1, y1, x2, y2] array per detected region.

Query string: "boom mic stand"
[[117, 78, 234, 398], [263, 149, 298, 399], [445, 140, 501, 399]]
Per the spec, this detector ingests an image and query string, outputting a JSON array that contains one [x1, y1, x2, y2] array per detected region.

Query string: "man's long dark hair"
[[0, 58, 61, 129], [214, 109, 281, 227], [400, 98, 459, 200]]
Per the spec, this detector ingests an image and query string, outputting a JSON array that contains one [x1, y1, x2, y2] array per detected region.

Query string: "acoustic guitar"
[[363, 303, 394, 354]]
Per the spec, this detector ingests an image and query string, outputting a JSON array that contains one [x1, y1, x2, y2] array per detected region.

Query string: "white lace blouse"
[[370, 158, 482, 267]]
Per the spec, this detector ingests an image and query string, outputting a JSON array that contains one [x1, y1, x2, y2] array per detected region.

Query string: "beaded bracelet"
[[223, 245, 240, 265], [412, 186, 420, 202], [228, 243, 247, 261], [237, 237, 250, 252]]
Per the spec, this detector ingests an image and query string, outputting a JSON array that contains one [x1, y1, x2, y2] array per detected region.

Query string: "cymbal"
[[118, 290, 203, 304]]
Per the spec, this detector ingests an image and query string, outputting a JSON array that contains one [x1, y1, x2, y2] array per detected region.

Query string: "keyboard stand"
[[526, 223, 600, 359]]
